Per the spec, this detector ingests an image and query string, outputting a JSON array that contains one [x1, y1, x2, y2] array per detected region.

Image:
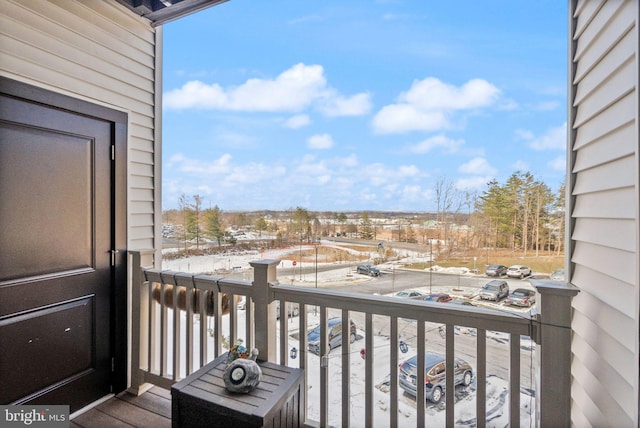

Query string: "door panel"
[[0, 93, 113, 411]]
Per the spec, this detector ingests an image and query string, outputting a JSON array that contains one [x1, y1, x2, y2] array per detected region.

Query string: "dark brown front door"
[[0, 83, 118, 411]]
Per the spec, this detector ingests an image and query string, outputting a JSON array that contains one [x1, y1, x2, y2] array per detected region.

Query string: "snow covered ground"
[[189, 308, 534, 427], [163, 244, 536, 427]]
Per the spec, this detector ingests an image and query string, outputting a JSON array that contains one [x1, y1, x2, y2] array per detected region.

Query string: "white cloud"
[[398, 165, 420, 177], [308, 134, 334, 149], [547, 155, 566, 172], [399, 77, 500, 111], [372, 77, 500, 134], [318, 92, 372, 116], [518, 122, 567, 151], [408, 135, 465, 154], [284, 114, 311, 129], [458, 157, 497, 176], [164, 63, 370, 118], [455, 176, 492, 191], [372, 105, 448, 133]]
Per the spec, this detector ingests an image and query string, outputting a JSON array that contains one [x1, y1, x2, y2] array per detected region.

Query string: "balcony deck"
[[71, 387, 170, 428]]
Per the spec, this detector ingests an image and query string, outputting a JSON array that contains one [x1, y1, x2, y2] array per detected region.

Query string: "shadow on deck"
[[71, 387, 170, 428]]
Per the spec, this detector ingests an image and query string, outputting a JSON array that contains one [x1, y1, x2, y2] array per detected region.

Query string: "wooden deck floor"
[[71, 387, 171, 428]]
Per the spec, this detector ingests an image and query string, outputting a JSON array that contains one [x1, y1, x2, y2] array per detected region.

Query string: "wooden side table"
[[171, 354, 304, 427]]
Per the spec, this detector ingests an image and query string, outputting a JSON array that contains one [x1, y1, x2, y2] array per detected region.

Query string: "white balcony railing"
[[129, 250, 578, 427]]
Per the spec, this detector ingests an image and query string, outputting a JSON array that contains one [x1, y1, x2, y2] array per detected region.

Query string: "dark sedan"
[[423, 293, 452, 303], [485, 264, 507, 277]]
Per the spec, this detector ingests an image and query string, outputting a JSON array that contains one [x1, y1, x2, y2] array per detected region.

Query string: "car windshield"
[[485, 284, 499, 291], [513, 290, 528, 296]]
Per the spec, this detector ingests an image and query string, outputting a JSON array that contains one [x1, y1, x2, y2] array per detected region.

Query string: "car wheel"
[[430, 386, 443, 404], [463, 371, 472, 386], [520, 273, 524, 279], [350, 332, 356, 343]]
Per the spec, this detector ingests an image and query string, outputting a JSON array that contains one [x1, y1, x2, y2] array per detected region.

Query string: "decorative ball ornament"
[[223, 347, 262, 394], [227, 343, 250, 363]]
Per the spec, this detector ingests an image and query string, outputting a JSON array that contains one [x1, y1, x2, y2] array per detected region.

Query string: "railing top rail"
[[141, 268, 533, 336], [143, 269, 255, 297], [271, 283, 533, 336]]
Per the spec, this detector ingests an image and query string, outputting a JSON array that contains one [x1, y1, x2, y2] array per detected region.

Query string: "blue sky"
[[162, 1, 567, 212]]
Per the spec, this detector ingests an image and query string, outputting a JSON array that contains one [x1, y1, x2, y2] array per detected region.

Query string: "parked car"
[[307, 317, 357, 355], [399, 352, 474, 403], [479, 280, 509, 301], [550, 268, 565, 281], [505, 288, 536, 307], [506, 265, 532, 278], [356, 264, 381, 277], [485, 264, 507, 277], [393, 289, 426, 299], [276, 300, 299, 319], [449, 299, 475, 307], [422, 293, 452, 303]]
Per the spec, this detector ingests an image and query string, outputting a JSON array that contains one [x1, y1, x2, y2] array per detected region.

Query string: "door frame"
[[0, 76, 128, 395]]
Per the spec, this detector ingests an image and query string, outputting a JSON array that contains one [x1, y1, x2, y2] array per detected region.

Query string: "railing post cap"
[[530, 279, 580, 298], [249, 259, 281, 268]]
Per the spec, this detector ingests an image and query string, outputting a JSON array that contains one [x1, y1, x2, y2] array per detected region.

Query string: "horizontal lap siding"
[[570, 1, 638, 426], [0, 0, 157, 251]]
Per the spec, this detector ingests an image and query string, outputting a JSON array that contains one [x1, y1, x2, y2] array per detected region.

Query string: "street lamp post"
[[315, 241, 319, 289], [429, 239, 433, 294]]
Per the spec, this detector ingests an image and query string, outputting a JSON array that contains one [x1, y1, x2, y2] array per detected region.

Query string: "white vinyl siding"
[[0, 0, 157, 250], [570, 0, 638, 426]]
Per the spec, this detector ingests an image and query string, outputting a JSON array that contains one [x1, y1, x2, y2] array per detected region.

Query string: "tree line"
[[167, 171, 564, 256]]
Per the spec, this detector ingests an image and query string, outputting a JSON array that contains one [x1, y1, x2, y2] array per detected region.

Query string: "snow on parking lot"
[[164, 246, 536, 426]]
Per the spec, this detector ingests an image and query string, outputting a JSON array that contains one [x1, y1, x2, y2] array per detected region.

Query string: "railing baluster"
[[510, 333, 521, 426], [341, 309, 350, 427], [146, 276, 155, 375], [279, 300, 288, 365], [298, 304, 307, 425], [390, 317, 398, 428], [185, 282, 194, 376], [229, 293, 237, 348], [477, 328, 487, 428], [160, 282, 167, 377], [245, 296, 253, 355], [199, 289, 207, 366], [445, 324, 455, 426], [213, 286, 223, 358], [171, 274, 181, 380], [319, 307, 328, 428], [416, 321, 425, 428], [364, 312, 373, 428], [175, 273, 195, 378]]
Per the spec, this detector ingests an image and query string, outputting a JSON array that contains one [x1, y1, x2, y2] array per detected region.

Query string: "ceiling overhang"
[[116, 0, 228, 26]]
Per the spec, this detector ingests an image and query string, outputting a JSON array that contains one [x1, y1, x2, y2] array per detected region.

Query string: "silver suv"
[[479, 280, 509, 301]]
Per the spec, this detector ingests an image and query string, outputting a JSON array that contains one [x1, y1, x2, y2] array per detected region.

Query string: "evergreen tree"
[[360, 212, 374, 240]]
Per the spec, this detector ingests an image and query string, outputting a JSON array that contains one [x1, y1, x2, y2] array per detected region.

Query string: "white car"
[[506, 265, 532, 278]]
